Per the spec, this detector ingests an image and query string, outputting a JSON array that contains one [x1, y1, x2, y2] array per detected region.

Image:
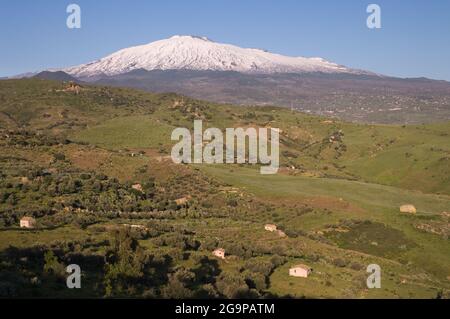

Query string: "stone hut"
[[400, 204, 416, 214], [212, 248, 225, 259], [289, 264, 312, 278], [20, 217, 36, 229]]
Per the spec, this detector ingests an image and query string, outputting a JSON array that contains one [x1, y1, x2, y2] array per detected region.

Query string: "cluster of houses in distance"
[[212, 223, 311, 278]]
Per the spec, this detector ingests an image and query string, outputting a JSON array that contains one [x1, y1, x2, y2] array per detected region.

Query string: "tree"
[[192, 255, 221, 284], [161, 269, 195, 298], [243, 270, 267, 291], [103, 228, 148, 297], [215, 272, 256, 298], [43, 251, 65, 277]]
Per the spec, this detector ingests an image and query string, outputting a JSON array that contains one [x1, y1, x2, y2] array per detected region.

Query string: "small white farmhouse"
[[289, 264, 312, 278], [212, 248, 225, 259], [264, 224, 277, 232], [131, 183, 143, 192], [400, 204, 416, 214], [20, 217, 36, 229], [175, 197, 190, 206]]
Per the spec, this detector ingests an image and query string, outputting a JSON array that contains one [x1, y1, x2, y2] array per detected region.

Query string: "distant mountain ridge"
[[34, 71, 79, 82]]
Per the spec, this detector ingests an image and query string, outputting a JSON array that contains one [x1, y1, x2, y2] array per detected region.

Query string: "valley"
[[90, 70, 450, 125], [0, 78, 449, 298]]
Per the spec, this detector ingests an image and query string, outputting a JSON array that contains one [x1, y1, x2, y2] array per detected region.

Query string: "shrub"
[[332, 258, 348, 268]]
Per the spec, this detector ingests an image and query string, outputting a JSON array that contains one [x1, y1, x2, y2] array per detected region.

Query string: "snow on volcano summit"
[[63, 35, 364, 78]]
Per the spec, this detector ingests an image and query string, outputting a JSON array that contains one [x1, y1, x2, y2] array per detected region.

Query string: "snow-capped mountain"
[[63, 35, 367, 78], [36, 35, 450, 125]]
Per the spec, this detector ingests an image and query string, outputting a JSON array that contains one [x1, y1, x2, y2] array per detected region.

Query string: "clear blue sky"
[[1, 0, 449, 80]]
